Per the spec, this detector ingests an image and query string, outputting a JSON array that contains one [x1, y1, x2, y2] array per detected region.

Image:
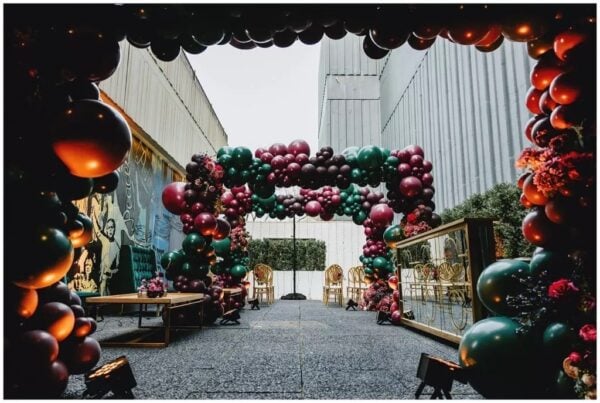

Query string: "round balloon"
[[162, 182, 187, 215], [476, 259, 530, 316]]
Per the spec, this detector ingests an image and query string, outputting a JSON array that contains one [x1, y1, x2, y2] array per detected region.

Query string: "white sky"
[[188, 42, 322, 155]]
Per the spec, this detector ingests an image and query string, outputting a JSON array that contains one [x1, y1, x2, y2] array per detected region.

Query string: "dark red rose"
[[579, 324, 596, 343], [548, 278, 580, 299]]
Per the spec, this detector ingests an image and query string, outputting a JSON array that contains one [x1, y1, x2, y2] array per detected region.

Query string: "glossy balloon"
[[522, 209, 560, 247], [522, 174, 548, 206], [476, 259, 530, 316], [162, 182, 187, 214], [36, 302, 75, 342]]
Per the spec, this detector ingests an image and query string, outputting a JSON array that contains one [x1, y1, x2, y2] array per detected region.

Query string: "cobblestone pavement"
[[63, 300, 482, 399]]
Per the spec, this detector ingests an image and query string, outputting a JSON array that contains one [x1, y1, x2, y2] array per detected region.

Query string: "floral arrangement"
[[138, 271, 167, 298]]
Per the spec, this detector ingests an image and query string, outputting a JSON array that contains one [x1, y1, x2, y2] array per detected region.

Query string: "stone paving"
[[63, 300, 481, 399]]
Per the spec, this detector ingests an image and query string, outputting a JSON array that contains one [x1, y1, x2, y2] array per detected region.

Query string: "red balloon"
[[288, 139, 311, 156], [475, 35, 504, 53], [502, 18, 547, 42], [304, 201, 322, 217], [221, 191, 235, 206], [421, 173, 434, 187], [549, 72, 582, 105], [523, 175, 548, 206], [212, 217, 231, 240], [51, 100, 132, 178], [404, 144, 424, 157], [399, 176, 423, 198], [522, 209, 559, 247], [370, 204, 394, 226], [320, 211, 334, 221], [530, 55, 565, 90], [520, 193, 534, 208], [20, 330, 59, 367], [387, 275, 399, 290], [194, 213, 217, 236], [162, 182, 187, 215], [527, 36, 554, 59], [254, 147, 267, 158], [7, 284, 38, 319], [538, 90, 558, 114], [545, 197, 575, 224], [390, 310, 402, 325], [554, 30, 589, 62], [525, 86, 544, 115], [517, 172, 531, 189], [524, 115, 544, 142], [72, 317, 94, 338]]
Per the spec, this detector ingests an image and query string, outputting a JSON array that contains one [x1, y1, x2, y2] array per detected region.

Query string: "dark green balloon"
[[341, 146, 359, 157], [212, 238, 231, 256], [352, 210, 367, 225], [160, 250, 185, 272], [181, 261, 200, 276], [350, 168, 363, 182], [217, 146, 233, 158], [381, 147, 391, 159], [542, 322, 576, 363], [190, 265, 209, 279], [554, 370, 577, 399], [357, 145, 384, 170], [373, 256, 388, 269], [231, 147, 252, 168], [476, 259, 530, 316], [182, 233, 206, 256], [230, 264, 247, 278], [383, 225, 404, 248], [458, 317, 539, 398], [364, 267, 374, 275], [253, 182, 275, 198], [529, 249, 571, 279], [217, 153, 233, 168]]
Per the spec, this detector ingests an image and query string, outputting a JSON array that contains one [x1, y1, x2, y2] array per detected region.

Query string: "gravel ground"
[[63, 300, 481, 399]]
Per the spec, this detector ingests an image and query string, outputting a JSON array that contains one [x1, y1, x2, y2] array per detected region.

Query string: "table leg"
[[138, 304, 143, 328], [164, 304, 171, 347]]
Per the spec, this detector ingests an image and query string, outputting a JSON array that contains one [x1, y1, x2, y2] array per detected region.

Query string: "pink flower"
[[548, 278, 579, 299], [579, 324, 596, 343]]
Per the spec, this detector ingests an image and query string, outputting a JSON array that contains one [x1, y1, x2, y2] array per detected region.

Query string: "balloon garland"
[[162, 141, 439, 318], [458, 22, 596, 399]]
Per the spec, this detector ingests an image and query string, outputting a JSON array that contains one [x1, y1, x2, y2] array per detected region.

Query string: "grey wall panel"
[[100, 42, 228, 168], [380, 39, 534, 211]]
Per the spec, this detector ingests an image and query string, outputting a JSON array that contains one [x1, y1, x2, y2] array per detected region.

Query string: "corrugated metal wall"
[[99, 42, 228, 167], [380, 39, 534, 211], [318, 34, 383, 150]]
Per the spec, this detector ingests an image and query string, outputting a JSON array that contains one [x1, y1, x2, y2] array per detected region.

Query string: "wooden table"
[[86, 293, 206, 348]]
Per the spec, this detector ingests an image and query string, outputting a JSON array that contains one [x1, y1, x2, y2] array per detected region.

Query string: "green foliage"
[[440, 183, 535, 258], [248, 238, 326, 271]]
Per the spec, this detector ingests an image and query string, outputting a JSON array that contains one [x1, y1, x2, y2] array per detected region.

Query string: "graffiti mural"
[[70, 136, 184, 295]]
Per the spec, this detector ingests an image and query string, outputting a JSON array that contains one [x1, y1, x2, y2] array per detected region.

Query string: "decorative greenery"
[[440, 183, 535, 258], [248, 238, 326, 271]]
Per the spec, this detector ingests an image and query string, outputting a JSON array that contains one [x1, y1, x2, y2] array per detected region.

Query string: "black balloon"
[[362, 35, 389, 60], [150, 38, 181, 62]]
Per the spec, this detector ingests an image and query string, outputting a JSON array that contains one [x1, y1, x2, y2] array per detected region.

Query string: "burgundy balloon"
[[370, 204, 394, 226], [409, 154, 424, 167], [397, 163, 412, 176], [271, 155, 287, 170], [260, 152, 274, 163], [522, 209, 559, 247], [422, 160, 433, 172], [421, 173, 434, 187], [162, 182, 187, 215], [20, 330, 59, 366], [268, 143, 288, 156], [288, 139, 311, 156], [63, 337, 101, 374], [404, 144, 424, 157], [399, 176, 423, 198], [254, 147, 267, 158], [194, 213, 217, 236], [304, 200, 322, 217]]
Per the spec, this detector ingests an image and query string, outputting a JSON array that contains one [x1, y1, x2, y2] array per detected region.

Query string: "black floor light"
[[84, 356, 137, 399], [415, 353, 467, 399]]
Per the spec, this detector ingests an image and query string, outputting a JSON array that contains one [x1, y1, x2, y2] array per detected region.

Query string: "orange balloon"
[[447, 23, 489, 45], [554, 30, 589, 61], [73, 317, 94, 338], [475, 35, 503, 52], [520, 193, 534, 208], [522, 209, 559, 247], [517, 172, 531, 189], [12, 286, 39, 319], [523, 175, 548, 206], [502, 18, 547, 42], [527, 36, 554, 59], [525, 86, 544, 115], [550, 103, 584, 130], [549, 72, 582, 105], [524, 115, 544, 142], [38, 302, 75, 342]]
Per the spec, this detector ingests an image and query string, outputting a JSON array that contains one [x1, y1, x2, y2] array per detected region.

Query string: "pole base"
[[281, 293, 307, 300]]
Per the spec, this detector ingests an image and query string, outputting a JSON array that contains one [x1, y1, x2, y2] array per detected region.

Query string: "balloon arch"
[[161, 141, 440, 319]]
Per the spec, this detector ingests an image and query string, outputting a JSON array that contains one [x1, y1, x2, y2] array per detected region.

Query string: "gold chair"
[[253, 264, 274, 304], [323, 264, 343, 306], [355, 266, 368, 303], [346, 266, 357, 301]]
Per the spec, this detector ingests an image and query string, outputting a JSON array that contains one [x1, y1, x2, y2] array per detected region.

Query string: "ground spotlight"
[[84, 356, 137, 399], [415, 353, 466, 399]]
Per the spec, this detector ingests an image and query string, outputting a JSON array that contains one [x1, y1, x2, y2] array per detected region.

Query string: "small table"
[[86, 293, 206, 348]]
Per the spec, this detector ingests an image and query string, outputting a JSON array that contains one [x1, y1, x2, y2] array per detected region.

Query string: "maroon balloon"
[[397, 149, 411, 163], [62, 336, 101, 374], [194, 213, 217, 236], [522, 209, 560, 247], [221, 191, 235, 206], [20, 330, 59, 367], [403, 144, 424, 157], [304, 201, 322, 217], [162, 182, 187, 215], [421, 173, 434, 187], [213, 217, 231, 240], [271, 155, 287, 170], [399, 176, 423, 198], [260, 152, 274, 163], [409, 154, 424, 167], [390, 310, 402, 325], [422, 160, 433, 173], [369, 204, 394, 226], [288, 139, 311, 156], [397, 163, 412, 177], [254, 147, 267, 158], [268, 143, 288, 156]]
